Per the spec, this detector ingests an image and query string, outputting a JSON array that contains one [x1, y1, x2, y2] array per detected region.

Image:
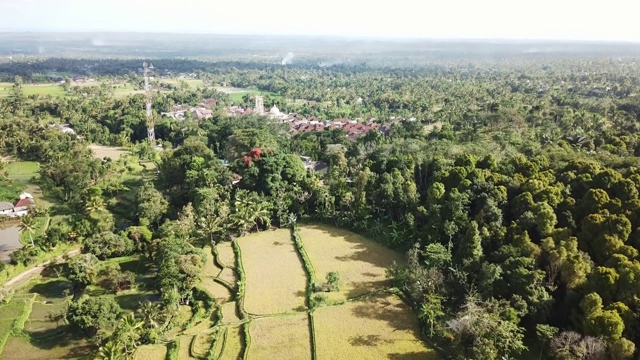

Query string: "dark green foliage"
[[325, 271, 340, 292], [166, 340, 179, 360], [66, 253, 100, 293], [156, 234, 206, 306], [66, 296, 121, 339], [83, 231, 133, 259], [7, 55, 640, 356]]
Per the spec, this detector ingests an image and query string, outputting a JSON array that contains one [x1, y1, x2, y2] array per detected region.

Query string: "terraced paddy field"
[[1, 225, 433, 360], [218, 326, 243, 360], [314, 294, 437, 360], [298, 224, 403, 303], [134, 344, 167, 359], [249, 315, 312, 360], [237, 229, 307, 315]]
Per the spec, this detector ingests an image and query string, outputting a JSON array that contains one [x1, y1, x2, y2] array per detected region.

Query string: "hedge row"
[[308, 312, 318, 360], [165, 339, 179, 360], [231, 240, 248, 319], [207, 327, 228, 360], [242, 321, 252, 360], [291, 225, 318, 360], [290, 224, 316, 306]]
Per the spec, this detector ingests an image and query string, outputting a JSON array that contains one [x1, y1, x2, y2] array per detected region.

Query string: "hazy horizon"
[[1, 0, 639, 43]]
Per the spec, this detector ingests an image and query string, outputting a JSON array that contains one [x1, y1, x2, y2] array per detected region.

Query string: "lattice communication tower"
[[143, 62, 155, 143]]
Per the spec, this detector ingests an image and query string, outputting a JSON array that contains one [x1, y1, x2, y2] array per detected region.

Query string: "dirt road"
[[1, 249, 80, 290]]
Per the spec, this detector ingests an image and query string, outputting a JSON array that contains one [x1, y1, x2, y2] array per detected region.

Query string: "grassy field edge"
[[231, 240, 247, 319], [291, 224, 318, 360]]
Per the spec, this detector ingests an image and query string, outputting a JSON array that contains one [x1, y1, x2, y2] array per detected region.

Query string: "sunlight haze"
[[1, 0, 639, 42]]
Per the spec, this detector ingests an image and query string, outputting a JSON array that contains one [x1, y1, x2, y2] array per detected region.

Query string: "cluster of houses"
[[225, 104, 409, 139], [162, 98, 416, 140], [161, 100, 217, 121], [0, 193, 35, 218]]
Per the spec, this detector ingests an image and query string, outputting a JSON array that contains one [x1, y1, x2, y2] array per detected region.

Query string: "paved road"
[[1, 249, 81, 291]]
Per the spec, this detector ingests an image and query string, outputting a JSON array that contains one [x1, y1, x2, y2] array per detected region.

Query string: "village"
[[160, 95, 415, 140]]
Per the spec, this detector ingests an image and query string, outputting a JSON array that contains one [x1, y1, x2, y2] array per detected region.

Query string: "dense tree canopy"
[[4, 53, 640, 359]]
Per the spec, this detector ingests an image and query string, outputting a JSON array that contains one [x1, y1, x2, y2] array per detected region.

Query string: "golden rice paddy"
[[237, 230, 307, 315], [314, 294, 437, 360], [248, 315, 312, 360]]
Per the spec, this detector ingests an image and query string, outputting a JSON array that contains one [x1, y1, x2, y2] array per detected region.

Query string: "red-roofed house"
[[14, 198, 35, 212]]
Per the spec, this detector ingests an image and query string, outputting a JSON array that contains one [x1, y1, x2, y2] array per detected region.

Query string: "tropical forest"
[[1, 35, 640, 360]]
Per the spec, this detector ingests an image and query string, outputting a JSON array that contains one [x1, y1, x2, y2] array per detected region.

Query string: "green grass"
[[20, 215, 48, 245], [0, 83, 65, 97], [228, 90, 282, 103], [162, 78, 204, 88], [6, 161, 39, 183], [0, 161, 54, 208]]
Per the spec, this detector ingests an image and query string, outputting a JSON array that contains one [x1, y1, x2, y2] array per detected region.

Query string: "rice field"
[[134, 344, 167, 360], [1, 334, 94, 360], [199, 246, 233, 303], [1, 294, 93, 360], [249, 315, 312, 360], [215, 242, 235, 268], [314, 294, 437, 360], [191, 332, 216, 358], [237, 230, 307, 315], [221, 301, 240, 324], [177, 335, 194, 360], [218, 326, 243, 360], [298, 224, 403, 302], [0, 224, 432, 360], [89, 145, 128, 160]]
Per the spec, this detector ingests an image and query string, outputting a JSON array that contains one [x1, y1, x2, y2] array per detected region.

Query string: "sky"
[[1, 0, 639, 42]]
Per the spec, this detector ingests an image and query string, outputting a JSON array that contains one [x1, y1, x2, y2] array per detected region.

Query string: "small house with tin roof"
[[0, 201, 14, 215]]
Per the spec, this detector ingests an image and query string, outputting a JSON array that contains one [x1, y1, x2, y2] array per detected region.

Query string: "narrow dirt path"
[[1, 248, 81, 290]]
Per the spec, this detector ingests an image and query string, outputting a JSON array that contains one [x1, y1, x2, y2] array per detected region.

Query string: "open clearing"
[[314, 293, 437, 360], [249, 315, 312, 360], [89, 145, 128, 160], [298, 224, 403, 302], [238, 229, 307, 315], [0, 83, 65, 97]]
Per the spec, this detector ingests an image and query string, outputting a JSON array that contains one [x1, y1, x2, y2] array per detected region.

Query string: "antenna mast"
[[143, 62, 155, 143]]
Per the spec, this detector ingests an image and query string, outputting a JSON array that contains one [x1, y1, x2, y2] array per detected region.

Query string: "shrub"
[[326, 271, 340, 291], [310, 293, 328, 309], [66, 296, 121, 340], [83, 231, 133, 259]]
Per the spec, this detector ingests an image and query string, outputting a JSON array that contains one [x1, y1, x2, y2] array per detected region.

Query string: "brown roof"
[[14, 198, 34, 208]]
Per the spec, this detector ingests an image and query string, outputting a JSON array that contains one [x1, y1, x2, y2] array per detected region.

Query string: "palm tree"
[[136, 301, 163, 330], [20, 215, 36, 247], [114, 314, 144, 355], [95, 341, 126, 360], [249, 202, 271, 232]]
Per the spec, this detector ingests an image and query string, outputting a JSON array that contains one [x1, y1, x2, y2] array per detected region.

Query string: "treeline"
[[3, 55, 640, 359]]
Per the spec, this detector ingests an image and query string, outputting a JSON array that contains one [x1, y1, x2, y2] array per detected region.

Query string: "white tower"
[[254, 95, 264, 115], [143, 62, 155, 143]]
